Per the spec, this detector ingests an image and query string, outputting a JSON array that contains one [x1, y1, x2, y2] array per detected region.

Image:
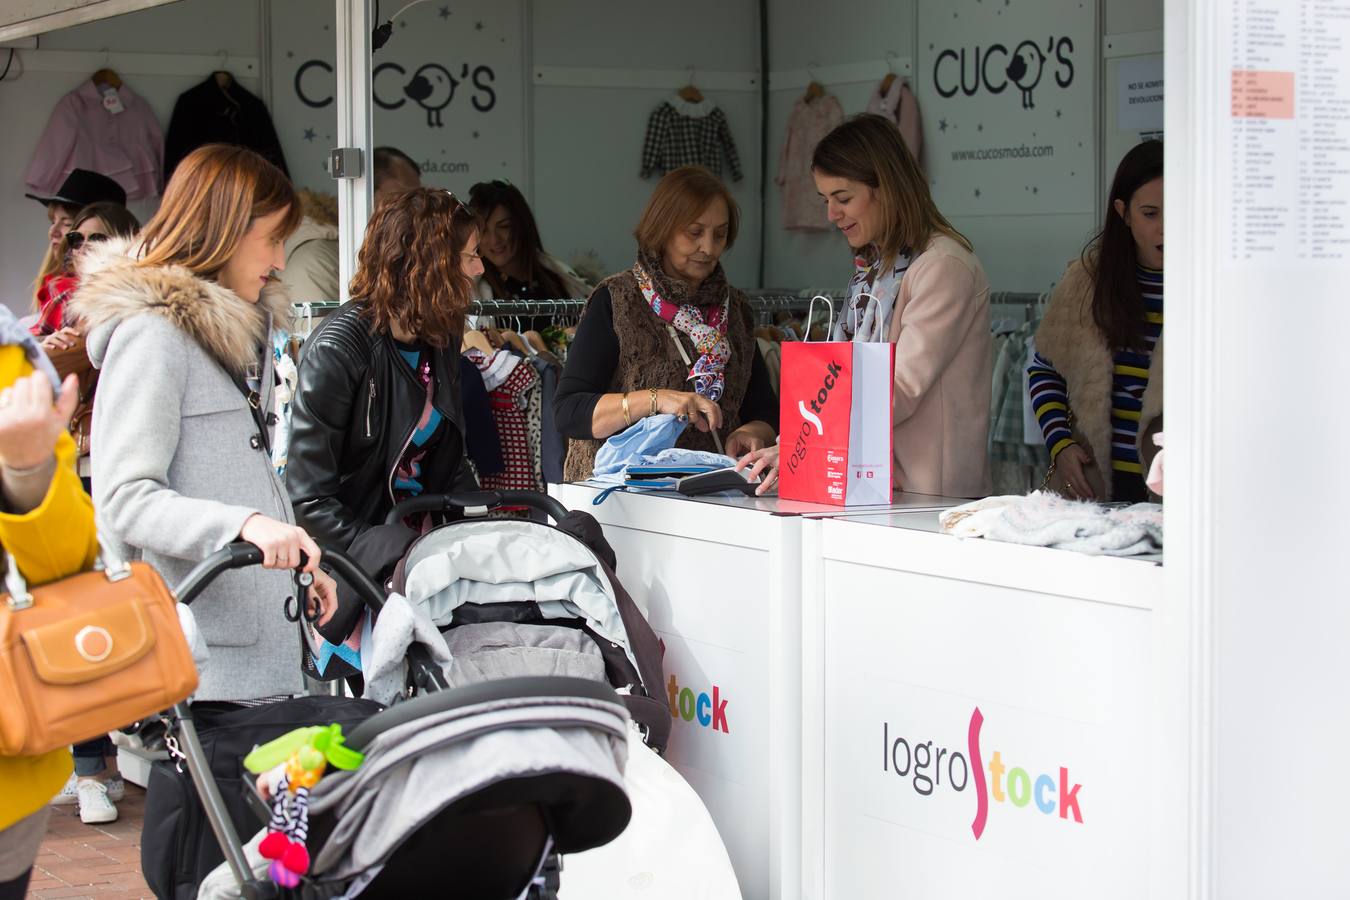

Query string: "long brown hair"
[[633, 166, 740, 258], [468, 180, 566, 300], [811, 114, 970, 267], [137, 144, 299, 277], [1088, 140, 1163, 350], [31, 202, 81, 309], [349, 188, 478, 347]]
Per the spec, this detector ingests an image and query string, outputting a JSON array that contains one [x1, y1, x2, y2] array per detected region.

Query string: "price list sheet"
[[1228, 0, 1350, 261]]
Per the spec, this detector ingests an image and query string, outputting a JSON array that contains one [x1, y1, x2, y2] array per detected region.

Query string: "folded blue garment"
[[590, 415, 736, 495], [593, 413, 690, 477]]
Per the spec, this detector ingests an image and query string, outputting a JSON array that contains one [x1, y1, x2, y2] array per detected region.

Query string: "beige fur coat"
[[1034, 258, 1163, 501]]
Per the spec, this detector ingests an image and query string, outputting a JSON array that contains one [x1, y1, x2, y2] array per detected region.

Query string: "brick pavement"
[[28, 785, 151, 900]]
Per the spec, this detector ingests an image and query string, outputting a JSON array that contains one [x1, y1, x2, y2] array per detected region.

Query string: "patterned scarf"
[[633, 255, 731, 402], [832, 244, 913, 342]]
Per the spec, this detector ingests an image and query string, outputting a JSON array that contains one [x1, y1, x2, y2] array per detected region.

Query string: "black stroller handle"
[[383, 490, 568, 526], [175, 542, 387, 615]]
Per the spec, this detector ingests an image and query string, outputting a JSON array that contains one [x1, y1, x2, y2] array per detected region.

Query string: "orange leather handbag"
[[0, 549, 198, 757]]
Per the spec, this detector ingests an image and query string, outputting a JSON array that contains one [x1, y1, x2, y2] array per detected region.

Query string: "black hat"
[[26, 169, 127, 209]]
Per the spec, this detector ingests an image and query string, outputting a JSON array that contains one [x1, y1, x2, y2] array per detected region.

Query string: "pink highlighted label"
[[1231, 70, 1295, 119]]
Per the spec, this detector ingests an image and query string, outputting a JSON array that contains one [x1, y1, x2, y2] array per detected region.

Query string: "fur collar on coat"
[[1034, 256, 1163, 500], [70, 235, 291, 376]]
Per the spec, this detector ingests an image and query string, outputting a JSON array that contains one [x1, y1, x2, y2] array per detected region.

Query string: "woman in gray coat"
[[72, 144, 335, 702]]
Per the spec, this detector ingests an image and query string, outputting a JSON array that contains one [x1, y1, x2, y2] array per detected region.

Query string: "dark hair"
[[1087, 139, 1163, 350], [62, 202, 140, 273], [633, 166, 740, 258], [373, 146, 420, 190], [350, 188, 477, 348], [73, 201, 140, 239], [468, 180, 566, 300], [812, 114, 970, 267]]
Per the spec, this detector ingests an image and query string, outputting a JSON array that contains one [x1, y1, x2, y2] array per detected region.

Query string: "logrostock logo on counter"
[[881, 706, 1084, 839]]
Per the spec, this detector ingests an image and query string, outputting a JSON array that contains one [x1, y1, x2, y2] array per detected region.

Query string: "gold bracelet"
[[622, 392, 633, 427], [649, 388, 659, 417]]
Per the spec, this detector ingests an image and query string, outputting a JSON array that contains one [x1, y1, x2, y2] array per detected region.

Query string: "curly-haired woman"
[[286, 188, 482, 551]]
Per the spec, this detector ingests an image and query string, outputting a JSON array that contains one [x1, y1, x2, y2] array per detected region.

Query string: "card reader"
[[676, 466, 760, 497]]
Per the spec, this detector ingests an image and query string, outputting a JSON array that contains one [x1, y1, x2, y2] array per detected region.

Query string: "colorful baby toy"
[[243, 723, 364, 888]]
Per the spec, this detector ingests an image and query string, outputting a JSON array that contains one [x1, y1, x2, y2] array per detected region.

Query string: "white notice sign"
[[1117, 55, 1164, 131]]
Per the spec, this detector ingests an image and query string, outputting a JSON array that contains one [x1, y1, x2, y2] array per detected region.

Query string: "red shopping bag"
[[778, 340, 895, 505]]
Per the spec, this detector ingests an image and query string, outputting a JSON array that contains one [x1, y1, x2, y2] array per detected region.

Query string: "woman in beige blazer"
[[740, 114, 992, 498]]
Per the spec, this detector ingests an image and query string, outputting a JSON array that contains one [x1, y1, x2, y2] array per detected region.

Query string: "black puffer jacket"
[[286, 302, 477, 550]]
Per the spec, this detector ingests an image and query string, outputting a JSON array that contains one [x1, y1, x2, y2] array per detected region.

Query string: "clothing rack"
[[989, 291, 1047, 306], [470, 298, 588, 317], [989, 291, 1049, 332]]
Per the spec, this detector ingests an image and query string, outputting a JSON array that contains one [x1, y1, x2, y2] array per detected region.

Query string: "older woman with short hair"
[[556, 166, 778, 480]]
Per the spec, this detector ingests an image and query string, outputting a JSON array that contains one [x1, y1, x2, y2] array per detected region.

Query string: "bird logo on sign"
[[404, 64, 457, 127], [1005, 40, 1047, 109]]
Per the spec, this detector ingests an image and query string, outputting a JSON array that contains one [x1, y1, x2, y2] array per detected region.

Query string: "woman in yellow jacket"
[[0, 308, 95, 900]]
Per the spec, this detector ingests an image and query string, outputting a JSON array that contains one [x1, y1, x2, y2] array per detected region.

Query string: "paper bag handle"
[[805, 295, 834, 342]]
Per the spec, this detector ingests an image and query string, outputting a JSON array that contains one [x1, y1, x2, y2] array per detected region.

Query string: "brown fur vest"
[[1034, 257, 1163, 500], [563, 264, 755, 481]]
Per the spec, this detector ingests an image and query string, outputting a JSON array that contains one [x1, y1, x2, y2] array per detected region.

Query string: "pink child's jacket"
[[25, 79, 164, 202]]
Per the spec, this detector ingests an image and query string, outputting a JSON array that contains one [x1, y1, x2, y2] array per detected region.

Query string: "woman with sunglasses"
[[35, 202, 140, 352], [287, 187, 483, 557]]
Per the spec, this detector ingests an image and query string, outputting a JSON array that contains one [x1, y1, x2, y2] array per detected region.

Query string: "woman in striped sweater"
[[1027, 140, 1163, 502]]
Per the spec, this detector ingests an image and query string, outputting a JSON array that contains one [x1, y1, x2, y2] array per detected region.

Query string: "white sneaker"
[[52, 773, 124, 806], [77, 780, 118, 824], [51, 773, 78, 806]]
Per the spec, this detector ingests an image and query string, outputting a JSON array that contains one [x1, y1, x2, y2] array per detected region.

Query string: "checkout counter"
[[551, 483, 1162, 900]]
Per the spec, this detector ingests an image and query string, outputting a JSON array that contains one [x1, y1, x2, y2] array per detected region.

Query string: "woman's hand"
[[656, 389, 723, 433], [1054, 443, 1097, 501], [725, 421, 777, 458], [41, 327, 82, 352], [735, 443, 781, 496], [0, 372, 79, 471], [306, 569, 339, 627], [238, 514, 322, 572]]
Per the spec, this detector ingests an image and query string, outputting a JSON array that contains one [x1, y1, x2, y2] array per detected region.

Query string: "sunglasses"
[[65, 231, 109, 251]]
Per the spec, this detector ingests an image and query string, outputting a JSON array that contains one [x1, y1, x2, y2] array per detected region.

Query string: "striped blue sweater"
[[1027, 267, 1163, 473]]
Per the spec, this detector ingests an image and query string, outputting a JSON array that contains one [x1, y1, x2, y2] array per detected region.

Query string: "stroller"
[[359, 490, 671, 750], [166, 500, 635, 899]]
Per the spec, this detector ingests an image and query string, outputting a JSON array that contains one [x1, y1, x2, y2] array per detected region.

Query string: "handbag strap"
[[4, 539, 132, 611]]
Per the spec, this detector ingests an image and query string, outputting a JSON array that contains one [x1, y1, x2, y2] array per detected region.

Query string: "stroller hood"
[[307, 685, 631, 884], [391, 517, 671, 751], [402, 520, 638, 682]]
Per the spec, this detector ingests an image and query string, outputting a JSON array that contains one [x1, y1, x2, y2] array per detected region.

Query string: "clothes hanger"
[[677, 67, 704, 104], [803, 64, 824, 103], [462, 330, 494, 355], [91, 48, 122, 90], [880, 51, 900, 95], [213, 51, 240, 104]]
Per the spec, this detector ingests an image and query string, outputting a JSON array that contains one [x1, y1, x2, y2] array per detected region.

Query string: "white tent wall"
[[527, 0, 764, 289], [763, 0, 1162, 294], [0, 0, 1166, 311], [0, 0, 266, 313]]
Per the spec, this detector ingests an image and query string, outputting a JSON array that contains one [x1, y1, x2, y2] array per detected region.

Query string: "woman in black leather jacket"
[[286, 188, 483, 551]]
